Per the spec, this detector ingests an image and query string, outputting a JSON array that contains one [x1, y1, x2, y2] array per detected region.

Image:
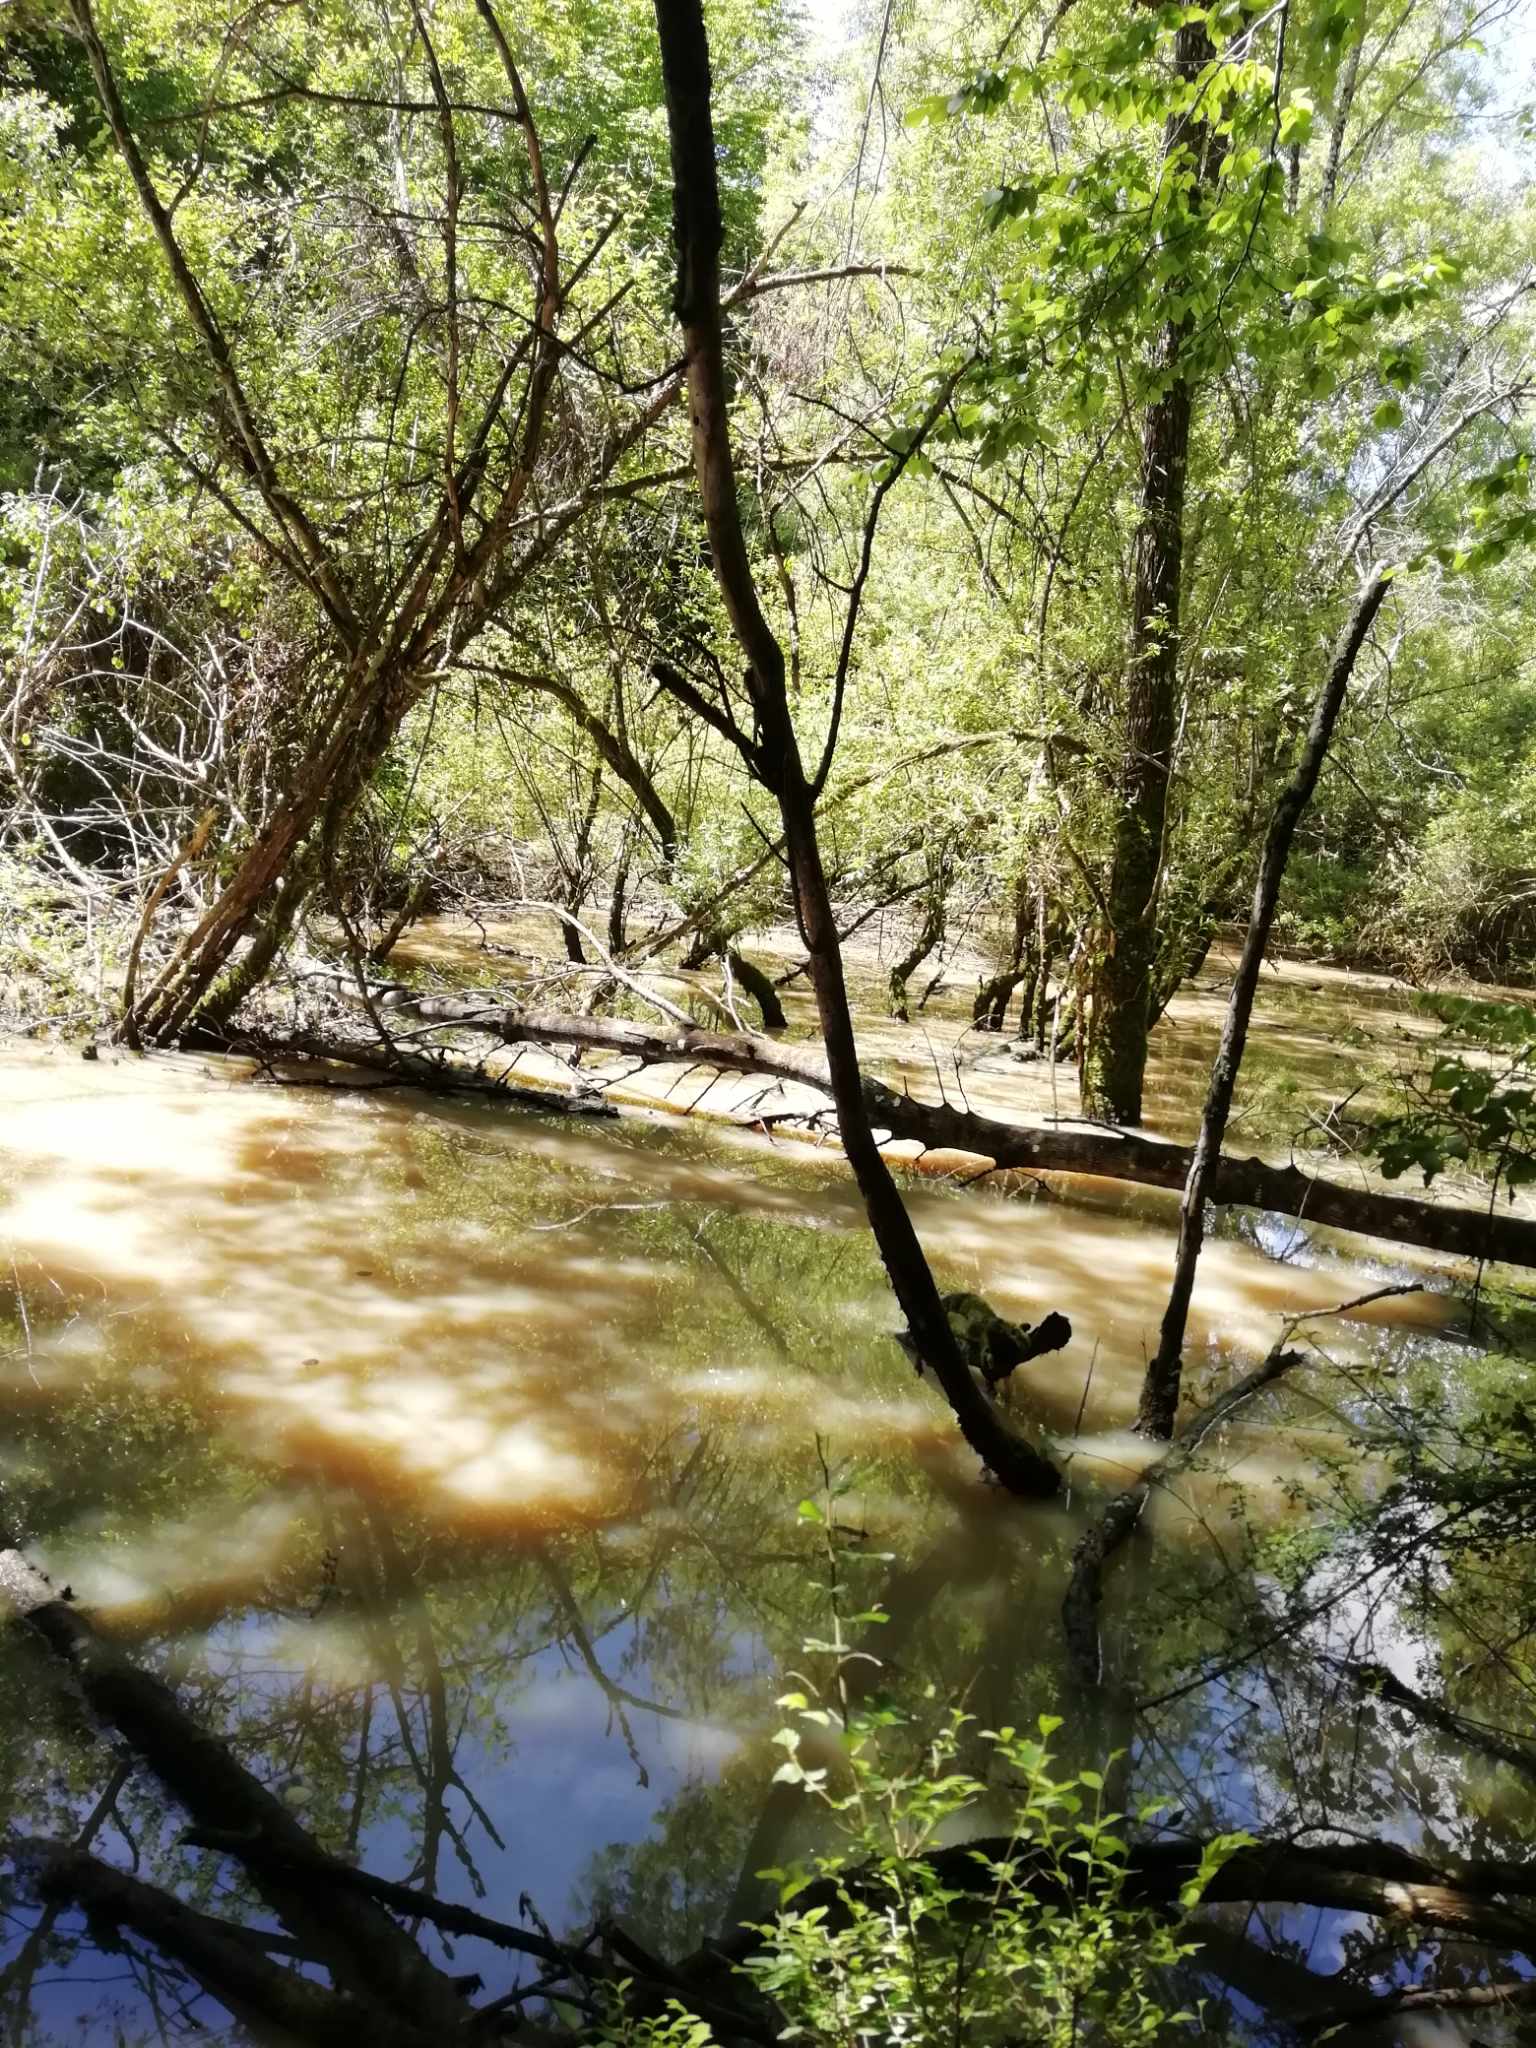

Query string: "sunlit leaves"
[[1372, 994, 1536, 1192], [905, 0, 1463, 447]]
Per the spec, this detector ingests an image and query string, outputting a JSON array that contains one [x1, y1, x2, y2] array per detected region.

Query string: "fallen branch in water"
[[1328, 1653, 1536, 1785], [0, 1547, 770, 2044], [1060, 1287, 1427, 1686], [8, 1543, 1536, 2041], [13, 1838, 437, 2048], [685, 1829, 1536, 1988], [1303, 1973, 1536, 2033], [299, 978, 1536, 1269]]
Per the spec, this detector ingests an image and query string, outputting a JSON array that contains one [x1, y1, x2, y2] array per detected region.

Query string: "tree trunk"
[[651, 0, 1062, 1497], [1081, 19, 1213, 1127], [1135, 577, 1389, 1438], [973, 964, 1026, 1031], [1320, 20, 1365, 216], [889, 892, 945, 1021], [727, 948, 788, 1030]]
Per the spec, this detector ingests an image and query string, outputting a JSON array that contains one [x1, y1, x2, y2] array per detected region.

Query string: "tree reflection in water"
[[0, 1046, 1527, 2041]]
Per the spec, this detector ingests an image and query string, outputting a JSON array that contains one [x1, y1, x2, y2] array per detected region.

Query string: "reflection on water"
[[0, 971, 1515, 2044]]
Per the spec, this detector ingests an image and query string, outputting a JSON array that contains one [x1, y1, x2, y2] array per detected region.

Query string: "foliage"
[[597, 1708, 1241, 2048], [1371, 991, 1536, 1190], [5, 0, 1534, 1036]]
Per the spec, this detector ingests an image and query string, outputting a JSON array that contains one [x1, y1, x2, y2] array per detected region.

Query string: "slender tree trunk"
[[889, 891, 945, 1021], [608, 846, 632, 955], [652, 0, 1062, 1497], [974, 868, 1033, 1029], [1081, 19, 1213, 1127], [1034, 938, 1055, 1049], [1135, 575, 1389, 1437], [1320, 21, 1365, 217]]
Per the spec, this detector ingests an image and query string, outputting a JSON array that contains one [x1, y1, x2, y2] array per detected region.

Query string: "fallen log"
[[314, 981, 1536, 1270], [0, 1548, 765, 2046], [9, 1546, 1536, 2035], [684, 1830, 1536, 1986], [1195, 1920, 1536, 2034]]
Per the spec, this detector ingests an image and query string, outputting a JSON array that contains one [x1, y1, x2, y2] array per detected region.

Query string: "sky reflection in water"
[[0, 973, 1504, 2043]]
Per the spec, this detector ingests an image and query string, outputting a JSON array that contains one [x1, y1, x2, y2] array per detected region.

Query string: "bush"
[[598, 1709, 1243, 2047]]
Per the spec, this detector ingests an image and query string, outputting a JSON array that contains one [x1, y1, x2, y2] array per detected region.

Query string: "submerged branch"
[[1061, 1344, 1306, 1684]]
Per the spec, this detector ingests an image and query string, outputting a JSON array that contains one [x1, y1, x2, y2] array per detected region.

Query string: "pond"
[[0, 943, 1523, 2044]]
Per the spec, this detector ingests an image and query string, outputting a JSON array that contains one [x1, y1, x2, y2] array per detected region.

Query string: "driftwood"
[[314, 980, 1536, 1269]]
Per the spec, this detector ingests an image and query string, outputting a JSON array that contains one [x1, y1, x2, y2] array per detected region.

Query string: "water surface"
[[0, 956, 1519, 2044]]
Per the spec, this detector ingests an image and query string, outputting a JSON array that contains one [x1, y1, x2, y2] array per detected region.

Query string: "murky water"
[[0, 942, 1525, 2043]]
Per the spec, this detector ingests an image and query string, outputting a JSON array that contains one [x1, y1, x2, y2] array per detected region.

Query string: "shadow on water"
[[0, 1018, 1517, 2044]]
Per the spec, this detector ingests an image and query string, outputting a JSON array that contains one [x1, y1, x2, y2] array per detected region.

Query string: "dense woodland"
[[6, 0, 1536, 2039]]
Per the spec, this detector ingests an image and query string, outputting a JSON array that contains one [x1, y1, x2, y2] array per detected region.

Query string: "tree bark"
[[1135, 576, 1389, 1438], [651, 0, 1062, 1497], [1081, 18, 1213, 1128]]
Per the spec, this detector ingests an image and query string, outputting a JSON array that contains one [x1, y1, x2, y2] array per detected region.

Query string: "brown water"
[[0, 947, 1525, 2044]]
